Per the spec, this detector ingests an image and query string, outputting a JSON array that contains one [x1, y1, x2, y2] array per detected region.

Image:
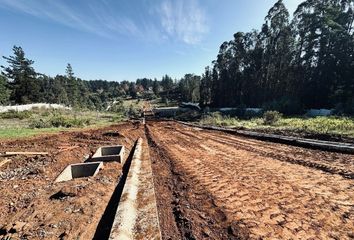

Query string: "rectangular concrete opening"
[[101, 146, 122, 156], [91, 145, 125, 164], [55, 162, 103, 182]]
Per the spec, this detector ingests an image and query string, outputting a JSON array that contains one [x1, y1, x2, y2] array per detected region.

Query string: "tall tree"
[[260, 0, 293, 102], [200, 66, 213, 106], [0, 74, 10, 104], [152, 79, 160, 96], [66, 63, 74, 80], [179, 74, 201, 102], [1, 46, 39, 103], [64, 64, 80, 107], [161, 74, 174, 91]]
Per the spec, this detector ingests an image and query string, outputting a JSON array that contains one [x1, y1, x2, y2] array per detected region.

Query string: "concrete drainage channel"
[[54, 137, 161, 239], [105, 137, 161, 240]]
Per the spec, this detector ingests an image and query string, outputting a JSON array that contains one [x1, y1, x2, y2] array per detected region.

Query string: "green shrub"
[[111, 114, 125, 122], [263, 97, 303, 115], [49, 115, 91, 128], [263, 111, 282, 125], [29, 115, 91, 129], [0, 110, 32, 120], [29, 118, 52, 129]]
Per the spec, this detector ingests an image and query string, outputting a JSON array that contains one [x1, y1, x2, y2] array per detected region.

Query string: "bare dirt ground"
[[147, 121, 354, 240], [1, 120, 353, 239], [0, 122, 144, 239]]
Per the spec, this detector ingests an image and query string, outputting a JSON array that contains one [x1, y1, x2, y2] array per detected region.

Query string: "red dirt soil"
[[0, 122, 144, 239], [147, 121, 354, 240], [1, 120, 354, 239]]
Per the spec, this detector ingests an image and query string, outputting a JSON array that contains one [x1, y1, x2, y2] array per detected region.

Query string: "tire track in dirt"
[[146, 125, 249, 240], [148, 121, 354, 240], [203, 129, 354, 167], [178, 126, 354, 179]]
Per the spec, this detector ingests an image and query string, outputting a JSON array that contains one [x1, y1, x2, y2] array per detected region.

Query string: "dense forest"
[[200, 0, 354, 114], [1, 0, 354, 114]]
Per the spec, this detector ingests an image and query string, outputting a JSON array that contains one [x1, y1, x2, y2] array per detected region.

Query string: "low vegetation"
[[0, 106, 133, 139], [200, 112, 354, 137]]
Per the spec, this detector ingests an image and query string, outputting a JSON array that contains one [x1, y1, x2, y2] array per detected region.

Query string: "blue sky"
[[0, 0, 303, 81]]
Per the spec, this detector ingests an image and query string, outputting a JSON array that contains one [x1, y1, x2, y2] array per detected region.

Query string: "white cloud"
[[0, 0, 209, 44], [158, 0, 209, 44], [0, 0, 141, 38]]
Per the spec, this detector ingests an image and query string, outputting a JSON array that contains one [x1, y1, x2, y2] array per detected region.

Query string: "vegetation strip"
[[178, 121, 354, 154]]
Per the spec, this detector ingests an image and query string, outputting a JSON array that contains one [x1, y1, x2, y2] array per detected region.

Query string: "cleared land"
[[0, 122, 143, 239], [147, 121, 354, 239], [0, 120, 353, 239]]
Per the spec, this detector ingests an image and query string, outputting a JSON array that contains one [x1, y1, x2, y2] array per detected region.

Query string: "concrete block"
[[55, 162, 103, 182], [91, 145, 125, 164]]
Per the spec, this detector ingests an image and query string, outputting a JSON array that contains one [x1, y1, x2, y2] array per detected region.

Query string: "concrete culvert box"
[[55, 162, 103, 182], [91, 145, 125, 164]]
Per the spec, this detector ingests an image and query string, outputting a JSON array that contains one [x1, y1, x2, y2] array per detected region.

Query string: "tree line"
[[199, 0, 354, 114], [0, 45, 200, 109], [0, 46, 179, 110], [1, 0, 353, 115]]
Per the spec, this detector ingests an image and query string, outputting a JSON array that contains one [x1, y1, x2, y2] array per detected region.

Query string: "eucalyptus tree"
[[200, 66, 213, 106], [260, 0, 293, 103]]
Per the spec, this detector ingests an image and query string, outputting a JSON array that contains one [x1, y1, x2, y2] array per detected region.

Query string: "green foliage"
[[1, 47, 155, 110], [201, 112, 240, 127], [262, 97, 303, 115], [200, 0, 354, 114], [110, 113, 125, 123], [263, 111, 282, 125], [161, 75, 174, 92], [2, 46, 39, 104], [278, 117, 354, 135], [179, 74, 201, 103], [0, 110, 32, 120], [29, 118, 52, 128], [127, 104, 140, 118], [0, 74, 10, 104], [29, 114, 91, 129], [200, 114, 354, 137]]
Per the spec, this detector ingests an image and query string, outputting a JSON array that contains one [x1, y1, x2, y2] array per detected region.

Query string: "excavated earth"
[[0, 122, 144, 239], [0, 120, 353, 239], [147, 120, 354, 240]]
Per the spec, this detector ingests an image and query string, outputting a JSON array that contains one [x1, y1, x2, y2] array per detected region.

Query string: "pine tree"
[[1, 46, 39, 104], [0, 74, 10, 104]]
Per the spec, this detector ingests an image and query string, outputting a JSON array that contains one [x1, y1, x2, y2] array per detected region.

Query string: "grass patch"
[[0, 108, 126, 139], [0, 127, 66, 139], [0, 110, 32, 120], [200, 112, 354, 137]]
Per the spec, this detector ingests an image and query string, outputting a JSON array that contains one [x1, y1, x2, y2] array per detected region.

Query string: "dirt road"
[[147, 121, 354, 240], [1, 120, 353, 239]]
